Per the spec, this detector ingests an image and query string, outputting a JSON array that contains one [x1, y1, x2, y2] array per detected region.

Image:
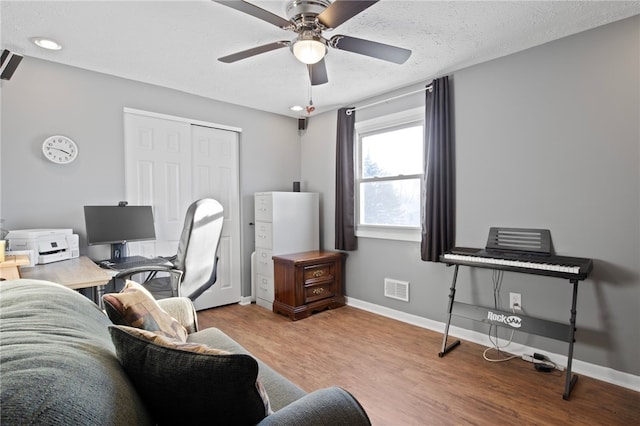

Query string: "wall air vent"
[[384, 278, 409, 302]]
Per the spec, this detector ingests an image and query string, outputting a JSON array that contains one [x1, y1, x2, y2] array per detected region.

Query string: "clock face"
[[42, 135, 78, 164]]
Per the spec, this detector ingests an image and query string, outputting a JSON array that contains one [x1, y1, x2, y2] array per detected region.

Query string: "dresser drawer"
[[303, 263, 334, 284], [254, 221, 273, 248], [254, 194, 273, 222], [304, 281, 334, 304], [255, 247, 273, 277]]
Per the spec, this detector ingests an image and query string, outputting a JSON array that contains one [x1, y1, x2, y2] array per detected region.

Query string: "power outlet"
[[509, 292, 522, 310]]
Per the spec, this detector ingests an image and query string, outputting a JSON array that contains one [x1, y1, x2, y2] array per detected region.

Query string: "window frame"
[[354, 107, 425, 242]]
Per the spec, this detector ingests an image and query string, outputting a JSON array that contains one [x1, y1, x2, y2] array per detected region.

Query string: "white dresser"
[[254, 192, 319, 310]]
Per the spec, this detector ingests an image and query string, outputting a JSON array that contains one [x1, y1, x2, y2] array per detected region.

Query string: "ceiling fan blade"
[[218, 41, 290, 63], [308, 59, 328, 86], [213, 1, 292, 29], [317, 0, 379, 29], [330, 35, 411, 64]]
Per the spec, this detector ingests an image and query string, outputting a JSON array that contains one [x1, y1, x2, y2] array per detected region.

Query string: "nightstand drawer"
[[303, 263, 334, 284], [304, 282, 334, 303]]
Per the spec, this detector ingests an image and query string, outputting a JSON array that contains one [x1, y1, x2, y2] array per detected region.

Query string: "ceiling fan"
[[214, 0, 412, 85]]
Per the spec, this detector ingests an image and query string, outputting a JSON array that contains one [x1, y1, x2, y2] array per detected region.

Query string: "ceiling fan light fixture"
[[292, 34, 326, 64]]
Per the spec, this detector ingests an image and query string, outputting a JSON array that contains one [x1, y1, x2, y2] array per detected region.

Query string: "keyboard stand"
[[438, 263, 581, 400]]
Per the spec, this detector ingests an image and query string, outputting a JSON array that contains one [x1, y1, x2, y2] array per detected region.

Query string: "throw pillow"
[[103, 280, 188, 342], [109, 325, 272, 425]]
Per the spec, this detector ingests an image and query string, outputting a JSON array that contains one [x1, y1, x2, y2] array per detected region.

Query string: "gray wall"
[[2, 15, 638, 378], [0, 57, 302, 296], [302, 16, 640, 376]]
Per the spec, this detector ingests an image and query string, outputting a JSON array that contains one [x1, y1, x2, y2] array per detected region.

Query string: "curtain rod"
[[345, 83, 433, 116]]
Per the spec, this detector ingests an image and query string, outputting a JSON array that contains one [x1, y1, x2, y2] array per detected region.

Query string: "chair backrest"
[[173, 198, 224, 300]]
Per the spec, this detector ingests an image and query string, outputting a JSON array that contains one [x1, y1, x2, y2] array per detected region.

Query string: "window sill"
[[356, 226, 421, 242]]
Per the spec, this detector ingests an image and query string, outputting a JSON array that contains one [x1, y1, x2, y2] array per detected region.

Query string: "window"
[[355, 107, 424, 241]]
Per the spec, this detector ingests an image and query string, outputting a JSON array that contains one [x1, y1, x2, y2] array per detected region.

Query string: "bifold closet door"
[[124, 112, 241, 309]]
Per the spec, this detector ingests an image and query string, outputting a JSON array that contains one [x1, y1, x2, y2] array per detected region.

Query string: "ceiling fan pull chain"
[[308, 66, 313, 103], [306, 75, 315, 115]]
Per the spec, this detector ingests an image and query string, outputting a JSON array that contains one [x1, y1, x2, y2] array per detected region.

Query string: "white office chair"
[[115, 198, 224, 301]]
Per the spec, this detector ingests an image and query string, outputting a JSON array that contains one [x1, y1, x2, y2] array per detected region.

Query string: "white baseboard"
[[345, 296, 640, 393], [239, 296, 253, 306]]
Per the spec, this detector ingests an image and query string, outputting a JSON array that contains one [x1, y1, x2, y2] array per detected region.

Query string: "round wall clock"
[[42, 135, 78, 164]]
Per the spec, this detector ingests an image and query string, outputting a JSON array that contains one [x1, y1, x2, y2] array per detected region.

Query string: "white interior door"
[[124, 113, 191, 257], [189, 125, 241, 309], [124, 111, 241, 309]]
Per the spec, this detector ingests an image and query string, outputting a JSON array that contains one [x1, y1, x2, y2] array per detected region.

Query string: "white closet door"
[[124, 112, 241, 309], [124, 113, 191, 257], [190, 124, 241, 309]]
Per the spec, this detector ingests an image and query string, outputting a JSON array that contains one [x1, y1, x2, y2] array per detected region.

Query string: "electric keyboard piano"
[[437, 228, 594, 400], [441, 247, 593, 280]]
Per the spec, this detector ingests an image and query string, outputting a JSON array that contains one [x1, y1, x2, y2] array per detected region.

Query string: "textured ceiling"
[[2, 1, 639, 118]]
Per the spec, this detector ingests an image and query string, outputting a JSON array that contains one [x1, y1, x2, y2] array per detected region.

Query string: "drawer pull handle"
[[313, 270, 323, 277], [312, 287, 325, 295]]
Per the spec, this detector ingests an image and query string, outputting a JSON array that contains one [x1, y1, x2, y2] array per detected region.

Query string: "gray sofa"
[[0, 280, 370, 425]]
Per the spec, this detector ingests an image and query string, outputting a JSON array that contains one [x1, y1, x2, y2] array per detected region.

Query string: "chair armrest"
[[156, 297, 199, 333], [257, 387, 371, 426], [114, 265, 183, 282]]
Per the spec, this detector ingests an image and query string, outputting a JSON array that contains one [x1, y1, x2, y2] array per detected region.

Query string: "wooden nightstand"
[[272, 250, 346, 320]]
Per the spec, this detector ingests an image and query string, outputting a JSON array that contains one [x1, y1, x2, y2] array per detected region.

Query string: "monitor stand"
[[110, 242, 129, 262]]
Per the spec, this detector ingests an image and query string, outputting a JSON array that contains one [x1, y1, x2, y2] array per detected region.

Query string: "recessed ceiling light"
[[290, 105, 304, 112], [31, 37, 62, 50]]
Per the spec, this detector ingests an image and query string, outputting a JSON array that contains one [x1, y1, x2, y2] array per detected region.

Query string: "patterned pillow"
[[103, 280, 188, 342], [108, 325, 272, 425]]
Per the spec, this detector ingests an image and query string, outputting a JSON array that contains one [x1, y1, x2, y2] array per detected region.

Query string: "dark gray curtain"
[[421, 76, 454, 261], [335, 107, 357, 251]]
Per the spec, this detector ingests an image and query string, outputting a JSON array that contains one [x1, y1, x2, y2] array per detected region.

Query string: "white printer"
[[6, 229, 80, 265]]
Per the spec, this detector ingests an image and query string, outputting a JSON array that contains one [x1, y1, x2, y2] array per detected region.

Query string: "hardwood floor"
[[197, 304, 639, 425]]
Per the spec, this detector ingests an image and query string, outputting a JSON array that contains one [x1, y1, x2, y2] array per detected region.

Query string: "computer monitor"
[[84, 205, 156, 261]]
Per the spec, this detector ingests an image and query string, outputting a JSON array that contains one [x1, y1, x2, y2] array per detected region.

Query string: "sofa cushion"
[[103, 280, 188, 342], [109, 325, 272, 425], [0, 280, 154, 426]]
